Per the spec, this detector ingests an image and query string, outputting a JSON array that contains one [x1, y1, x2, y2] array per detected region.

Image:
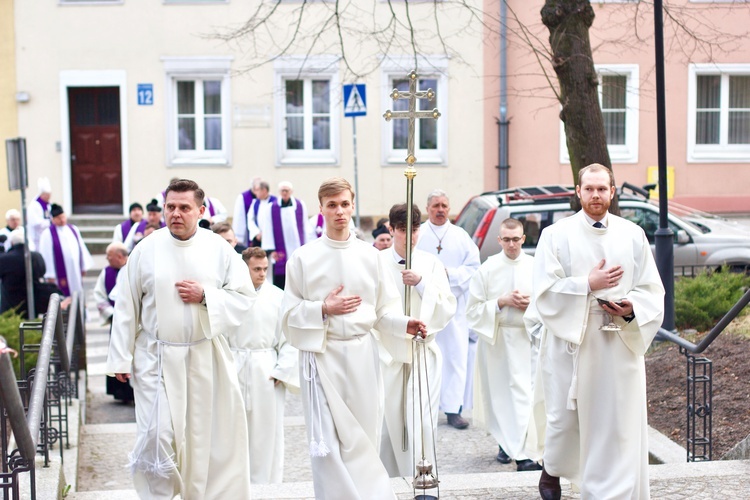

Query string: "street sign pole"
[[352, 117, 361, 228]]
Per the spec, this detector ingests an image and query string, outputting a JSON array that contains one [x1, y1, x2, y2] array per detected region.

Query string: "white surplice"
[[38, 224, 93, 296], [467, 250, 541, 461], [26, 199, 49, 250], [93, 267, 116, 323], [229, 282, 299, 484], [259, 197, 308, 256], [202, 196, 228, 224], [106, 227, 256, 500], [416, 220, 480, 413], [246, 197, 274, 245], [282, 233, 409, 500], [533, 211, 664, 498], [374, 247, 456, 477]]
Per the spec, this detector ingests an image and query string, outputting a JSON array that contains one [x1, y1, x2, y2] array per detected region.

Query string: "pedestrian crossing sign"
[[343, 84, 367, 117]]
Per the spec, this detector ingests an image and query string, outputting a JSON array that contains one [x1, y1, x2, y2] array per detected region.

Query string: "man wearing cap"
[[38, 204, 93, 298], [372, 223, 393, 250], [27, 177, 52, 250], [1, 209, 22, 252], [113, 203, 144, 244], [0, 228, 46, 315], [124, 199, 165, 252], [258, 181, 308, 289]]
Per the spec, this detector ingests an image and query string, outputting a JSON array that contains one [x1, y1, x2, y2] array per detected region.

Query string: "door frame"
[[60, 70, 129, 216]]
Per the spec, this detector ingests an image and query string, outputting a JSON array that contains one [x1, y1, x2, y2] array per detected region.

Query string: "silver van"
[[455, 184, 750, 273]]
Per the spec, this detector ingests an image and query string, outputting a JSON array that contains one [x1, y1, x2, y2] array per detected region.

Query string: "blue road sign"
[[343, 84, 366, 117], [137, 84, 154, 106]]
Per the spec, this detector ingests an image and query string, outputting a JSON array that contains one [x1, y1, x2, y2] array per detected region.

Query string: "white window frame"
[[273, 55, 340, 166], [380, 55, 449, 166], [162, 56, 233, 167], [687, 63, 750, 163], [559, 64, 639, 164]]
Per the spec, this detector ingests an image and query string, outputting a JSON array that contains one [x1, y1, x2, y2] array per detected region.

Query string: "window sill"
[[169, 157, 230, 167]]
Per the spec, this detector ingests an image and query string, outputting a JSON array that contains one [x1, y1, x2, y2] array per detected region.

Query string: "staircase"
[[68, 214, 123, 255]]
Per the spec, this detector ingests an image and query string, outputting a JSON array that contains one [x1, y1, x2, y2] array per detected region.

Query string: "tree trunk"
[[541, 0, 619, 213]]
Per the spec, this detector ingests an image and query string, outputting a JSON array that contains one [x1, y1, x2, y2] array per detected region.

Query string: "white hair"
[[9, 228, 25, 246], [426, 189, 449, 205], [5, 209, 21, 221], [278, 181, 293, 191]]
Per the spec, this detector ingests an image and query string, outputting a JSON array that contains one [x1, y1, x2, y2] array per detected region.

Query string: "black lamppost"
[[653, 0, 675, 330]]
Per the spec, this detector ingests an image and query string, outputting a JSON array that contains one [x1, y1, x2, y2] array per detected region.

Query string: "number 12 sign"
[[137, 84, 154, 106]]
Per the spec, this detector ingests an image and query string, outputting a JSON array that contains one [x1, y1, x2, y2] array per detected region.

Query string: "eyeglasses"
[[500, 237, 523, 243]]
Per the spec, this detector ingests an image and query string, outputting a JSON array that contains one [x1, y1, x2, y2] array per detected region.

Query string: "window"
[[381, 56, 448, 165], [688, 64, 750, 162], [274, 56, 340, 165], [163, 56, 233, 166], [560, 64, 639, 164]]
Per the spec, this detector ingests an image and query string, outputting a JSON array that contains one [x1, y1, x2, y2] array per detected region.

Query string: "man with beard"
[[533, 163, 664, 500]]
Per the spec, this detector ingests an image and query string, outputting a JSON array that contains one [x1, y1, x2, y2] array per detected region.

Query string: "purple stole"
[[104, 266, 119, 306], [314, 213, 324, 239], [120, 219, 135, 242], [49, 224, 84, 296], [206, 198, 216, 217], [36, 197, 50, 219], [241, 190, 255, 245], [271, 198, 305, 276]]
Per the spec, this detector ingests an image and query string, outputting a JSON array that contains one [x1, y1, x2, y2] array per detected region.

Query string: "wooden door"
[[68, 87, 122, 213]]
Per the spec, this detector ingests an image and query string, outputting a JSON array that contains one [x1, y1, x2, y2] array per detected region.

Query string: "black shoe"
[[496, 445, 511, 464], [538, 466, 561, 500], [446, 412, 469, 429], [516, 459, 543, 471]]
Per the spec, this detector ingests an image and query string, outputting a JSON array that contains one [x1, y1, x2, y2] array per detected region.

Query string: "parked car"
[[455, 183, 750, 273]]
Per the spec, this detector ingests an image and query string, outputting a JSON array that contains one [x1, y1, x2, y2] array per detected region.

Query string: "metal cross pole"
[[383, 70, 441, 316], [383, 69, 441, 500]]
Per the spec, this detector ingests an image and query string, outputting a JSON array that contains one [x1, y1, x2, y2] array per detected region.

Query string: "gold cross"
[[383, 70, 441, 167]]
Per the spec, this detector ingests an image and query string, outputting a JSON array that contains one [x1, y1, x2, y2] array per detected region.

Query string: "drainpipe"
[[497, 0, 510, 190]]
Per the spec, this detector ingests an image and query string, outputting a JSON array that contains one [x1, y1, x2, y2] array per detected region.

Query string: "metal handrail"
[[0, 351, 36, 461], [656, 287, 750, 354]]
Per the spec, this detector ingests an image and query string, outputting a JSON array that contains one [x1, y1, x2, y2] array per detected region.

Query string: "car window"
[[512, 209, 574, 248], [621, 207, 681, 243], [455, 199, 488, 237]]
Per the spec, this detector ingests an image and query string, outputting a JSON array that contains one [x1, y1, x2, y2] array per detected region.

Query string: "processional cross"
[[383, 70, 441, 500]]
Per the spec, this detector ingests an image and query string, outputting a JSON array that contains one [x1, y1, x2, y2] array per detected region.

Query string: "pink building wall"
[[483, 0, 750, 213]]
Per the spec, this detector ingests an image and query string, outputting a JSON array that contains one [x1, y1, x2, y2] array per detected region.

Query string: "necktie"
[[593, 221, 604, 228], [399, 259, 405, 265]]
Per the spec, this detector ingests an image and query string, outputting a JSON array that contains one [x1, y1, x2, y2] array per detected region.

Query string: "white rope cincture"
[[565, 341, 580, 411], [302, 351, 330, 458], [127, 335, 209, 477]]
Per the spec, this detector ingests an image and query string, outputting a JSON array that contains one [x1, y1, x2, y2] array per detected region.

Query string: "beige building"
[[1, 0, 20, 217], [11, 1, 486, 223], [482, 0, 750, 213]]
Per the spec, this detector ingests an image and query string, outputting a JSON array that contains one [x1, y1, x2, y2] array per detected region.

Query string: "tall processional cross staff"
[[383, 70, 441, 500]]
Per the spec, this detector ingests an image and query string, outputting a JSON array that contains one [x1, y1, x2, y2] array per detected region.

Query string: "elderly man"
[[106, 179, 255, 499], [124, 199, 165, 251], [245, 179, 276, 248], [27, 177, 52, 250], [375, 203, 456, 477], [416, 189, 480, 429], [94, 242, 133, 402], [1, 209, 22, 252], [230, 247, 298, 484], [282, 177, 427, 499], [467, 218, 543, 471], [38, 204, 93, 298], [113, 203, 144, 244], [0, 228, 46, 316], [259, 181, 308, 289], [533, 164, 665, 499]]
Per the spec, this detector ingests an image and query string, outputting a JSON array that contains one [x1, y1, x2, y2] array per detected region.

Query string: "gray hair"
[[426, 189, 449, 205], [5, 209, 21, 221]]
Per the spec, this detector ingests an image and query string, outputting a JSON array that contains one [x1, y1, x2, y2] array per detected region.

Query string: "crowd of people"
[[1, 164, 665, 499]]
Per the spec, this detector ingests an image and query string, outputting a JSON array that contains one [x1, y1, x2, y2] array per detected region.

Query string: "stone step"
[[68, 215, 125, 227]]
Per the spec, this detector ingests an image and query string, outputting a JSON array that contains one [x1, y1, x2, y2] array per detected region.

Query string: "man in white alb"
[[534, 164, 665, 500], [282, 177, 427, 499], [375, 203, 456, 478], [231, 246, 298, 484], [416, 189, 480, 429], [245, 179, 276, 248], [27, 177, 53, 250], [38, 204, 93, 298], [467, 218, 543, 471], [106, 179, 255, 500]]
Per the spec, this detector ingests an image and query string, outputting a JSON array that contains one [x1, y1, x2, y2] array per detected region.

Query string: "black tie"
[[399, 259, 405, 265], [593, 221, 604, 228]]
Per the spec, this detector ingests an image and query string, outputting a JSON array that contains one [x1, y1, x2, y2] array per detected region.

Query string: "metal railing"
[[656, 287, 750, 462], [0, 292, 85, 499]]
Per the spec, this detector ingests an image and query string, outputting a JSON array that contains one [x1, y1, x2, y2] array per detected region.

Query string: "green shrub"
[[674, 267, 750, 332], [0, 308, 42, 378]]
